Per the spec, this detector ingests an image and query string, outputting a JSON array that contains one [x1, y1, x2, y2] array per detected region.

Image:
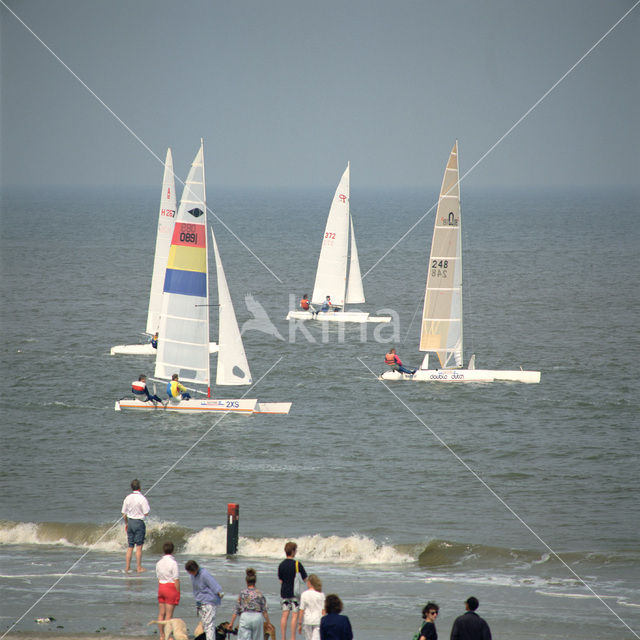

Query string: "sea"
[[0, 183, 639, 640]]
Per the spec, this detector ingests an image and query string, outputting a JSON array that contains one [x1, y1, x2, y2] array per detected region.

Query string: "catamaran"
[[381, 142, 540, 383], [286, 163, 390, 324], [115, 141, 291, 414], [110, 148, 218, 356]]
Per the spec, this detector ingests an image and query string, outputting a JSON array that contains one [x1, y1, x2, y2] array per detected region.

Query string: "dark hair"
[[138, 374, 146, 381], [163, 542, 174, 555], [131, 479, 141, 491], [422, 602, 439, 617], [172, 373, 179, 380], [324, 594, 343, 615], [185, 560, 199, 573], [466, 597, 479, 611], [284, 541, 297, 556], [245, 568, 257, 585]]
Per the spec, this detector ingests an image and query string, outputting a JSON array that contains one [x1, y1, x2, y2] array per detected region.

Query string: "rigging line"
[[2, 358, 285, 639], [357, 357, 640, 639], [362, 0, 640, 281], [0, 0, 282, 284], [402, 300, 422, 346]]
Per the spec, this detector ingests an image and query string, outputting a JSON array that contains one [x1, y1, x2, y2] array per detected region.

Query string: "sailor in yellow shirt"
[[166, 373, 192, 400]]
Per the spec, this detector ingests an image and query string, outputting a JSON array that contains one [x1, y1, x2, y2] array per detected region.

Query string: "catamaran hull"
[[114, 398, 291, 414], [286, 310, 390, 323], [380, 369, 541, 383], [110, 342, 219, 356]]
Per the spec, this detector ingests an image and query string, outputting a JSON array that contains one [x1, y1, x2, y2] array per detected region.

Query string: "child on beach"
[[298, 574, 325, 640]]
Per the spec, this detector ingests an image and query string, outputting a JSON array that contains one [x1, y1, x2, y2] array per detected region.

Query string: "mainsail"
[[419, 141, 463, 368], [211, 227, 252, 386], [311, 163, 351, 306], [155, 141, 210, 386], [146, 148, 177, 334]]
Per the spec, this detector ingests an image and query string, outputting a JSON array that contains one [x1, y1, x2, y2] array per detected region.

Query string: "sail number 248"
[[432, 260, 448, 268]]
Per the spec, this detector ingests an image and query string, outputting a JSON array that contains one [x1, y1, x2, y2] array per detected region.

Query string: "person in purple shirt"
[[320, 594, 353, 640], [185, 560, 224, 640]]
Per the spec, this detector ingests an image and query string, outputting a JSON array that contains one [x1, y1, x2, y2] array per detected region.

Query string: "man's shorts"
[[158, 582, 180, 605], [126, 518, 146, 547], [281, 598, 300, 612]]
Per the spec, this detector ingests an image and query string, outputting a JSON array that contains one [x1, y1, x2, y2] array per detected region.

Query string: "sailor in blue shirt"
[[185, 560, 223, 640]]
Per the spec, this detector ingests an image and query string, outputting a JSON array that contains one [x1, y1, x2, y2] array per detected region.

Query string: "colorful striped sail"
[[155, 141, 210, 386]]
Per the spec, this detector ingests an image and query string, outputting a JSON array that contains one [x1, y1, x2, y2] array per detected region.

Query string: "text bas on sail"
[[380, 141, 540, 383], [115, 141, 291, 414], [110, 148, 218, 356], [286, 163, 390, 324]]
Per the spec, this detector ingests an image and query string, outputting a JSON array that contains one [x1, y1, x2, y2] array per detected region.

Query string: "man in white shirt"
[[121, 478, 150, 573]]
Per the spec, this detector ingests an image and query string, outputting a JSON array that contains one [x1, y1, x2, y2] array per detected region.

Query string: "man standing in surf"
[[121, 479, 150, 573]]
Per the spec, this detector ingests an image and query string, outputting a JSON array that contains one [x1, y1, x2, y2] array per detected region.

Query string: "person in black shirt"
[[278, 541, 307, 640], [450, 597, 491, 640]]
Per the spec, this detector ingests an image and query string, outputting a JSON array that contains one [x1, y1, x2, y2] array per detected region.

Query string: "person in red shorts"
[[156, 541, 181, 640]]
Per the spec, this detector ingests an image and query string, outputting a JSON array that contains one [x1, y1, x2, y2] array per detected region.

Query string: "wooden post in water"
[[226, 503, 239, 555]]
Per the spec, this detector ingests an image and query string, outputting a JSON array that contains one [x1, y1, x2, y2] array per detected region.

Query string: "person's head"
[[422, 602, 439, 620], [303, 294, 308, 298], [465, 597, 479, 612], [130, 479, 141, 491], [326, 296, 330, 300], [184, 559, 199, 575], [284, 541, 297, 558], [172, 373, 179, 381], [245, 567, 257, 586], [154, 332, 158, 338], [325, 594, 343, 615], [138, 374, 147, 382], [389, 348, 396, 354], [307, 574, 322, 591], [163, 541, 174, 555]]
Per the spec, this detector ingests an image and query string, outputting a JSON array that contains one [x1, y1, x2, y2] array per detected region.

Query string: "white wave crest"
[[184, 528, 412, 565]]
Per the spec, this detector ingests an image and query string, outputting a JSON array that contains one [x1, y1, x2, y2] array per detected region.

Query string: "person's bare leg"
[[290, 610, 299, 640], [136, 545, 146, 572], [280, 609, 289, 640], [125, 547, 133, 572], [158, 602, 167, 640]]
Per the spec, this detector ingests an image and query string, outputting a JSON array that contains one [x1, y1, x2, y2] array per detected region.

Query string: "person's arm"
[[345, 616, 353, 640], [299, 562, 308, 580]]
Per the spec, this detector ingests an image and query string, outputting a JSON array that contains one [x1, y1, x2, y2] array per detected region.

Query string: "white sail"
[[311, 163, 350, 306], [345, 215, 365, 304], [211, 227, 252, 386], [154, 141, 210, 386], [146, 149, 177, 335], [419, 141, 463, 368]]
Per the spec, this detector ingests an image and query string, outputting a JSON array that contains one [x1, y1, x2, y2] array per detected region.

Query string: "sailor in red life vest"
[[132, 374, 163, 403], [384, 348, 416, 375], [300, 293, 317, 316]]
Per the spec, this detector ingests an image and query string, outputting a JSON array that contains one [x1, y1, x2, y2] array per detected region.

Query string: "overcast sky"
[[1, 0, 638, 189]]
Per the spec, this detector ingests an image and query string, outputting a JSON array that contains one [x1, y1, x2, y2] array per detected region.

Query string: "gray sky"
[[1, 0, 638, 189]]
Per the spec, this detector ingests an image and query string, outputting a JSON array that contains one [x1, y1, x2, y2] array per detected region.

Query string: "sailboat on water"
[[381, 141, 540, 383], [116, 141, 291, 414], [110, 148, 218, 355], [286, 163, 390, 324]]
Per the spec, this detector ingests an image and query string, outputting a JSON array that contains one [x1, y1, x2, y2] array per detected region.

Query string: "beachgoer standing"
[[279, 541, 308, 640], [121, 478, 150, 573], [417, 602, 439, 640], [185, 560, 224, 640], [319, 594, 353, 640], [450, 597, 491, 640], [298, 574, 325, 640], [155, 541, 180, 640], [227, 567, 271, 640]]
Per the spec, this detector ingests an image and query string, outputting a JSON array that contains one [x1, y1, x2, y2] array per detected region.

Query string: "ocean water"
[[0, 183, 639, 640]]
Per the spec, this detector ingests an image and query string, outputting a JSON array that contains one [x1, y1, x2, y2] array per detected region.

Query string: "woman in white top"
[[155, 541, 180, 640], [298, 574, 325, 640]]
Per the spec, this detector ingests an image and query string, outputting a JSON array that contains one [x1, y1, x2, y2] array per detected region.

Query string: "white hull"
[[110, 342, 219, 356], [286, 310, 390, 324], [115, 397, 291, 414], [380, 368, 541, 384]]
